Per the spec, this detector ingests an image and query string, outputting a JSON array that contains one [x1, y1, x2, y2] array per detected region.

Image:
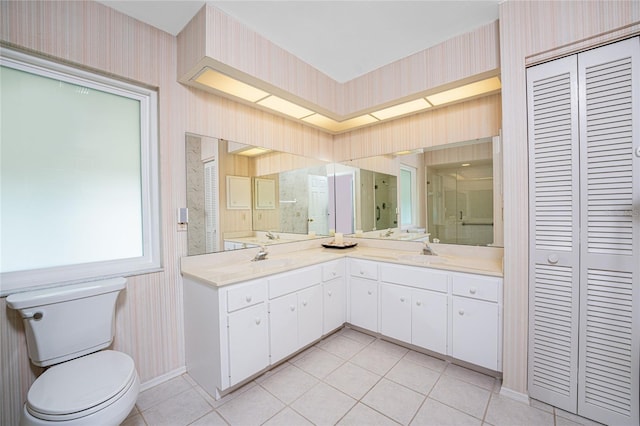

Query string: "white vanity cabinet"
[[183, 277, 270, 398], [450, 273, 502, 371], [348, 259, 379, 332], [379, 264, 449, 354], [268, 265, 323, 364], [322, 259, 346, 334]]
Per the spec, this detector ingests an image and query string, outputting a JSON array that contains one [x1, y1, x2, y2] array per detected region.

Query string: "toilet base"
[[20, 373, 139, 426]]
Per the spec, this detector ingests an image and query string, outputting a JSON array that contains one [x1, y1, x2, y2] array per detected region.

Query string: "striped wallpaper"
[[1, 1, 638, 424]]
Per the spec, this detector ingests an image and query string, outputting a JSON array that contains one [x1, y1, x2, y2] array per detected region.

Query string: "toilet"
[[6, 277, 139, 426]]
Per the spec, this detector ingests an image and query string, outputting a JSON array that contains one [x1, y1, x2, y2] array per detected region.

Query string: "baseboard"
[[499, 386, 530, 405], [139, 366, 187, 392]]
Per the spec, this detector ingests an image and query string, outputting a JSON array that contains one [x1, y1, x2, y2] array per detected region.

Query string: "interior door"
[[308, 175, 329, 235]]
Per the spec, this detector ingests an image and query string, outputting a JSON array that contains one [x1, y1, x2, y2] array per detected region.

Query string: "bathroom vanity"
[[181, 241, 503, 399]]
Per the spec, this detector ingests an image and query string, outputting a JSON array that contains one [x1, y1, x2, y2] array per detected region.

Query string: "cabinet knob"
[[458, 309, 465, 316], [255, 317, 261, 325], [302, 300, 308, 307], [469, 288, 477, 295], [360, 271, 365, 275], [328, 290, 332, 296], [290, 305, 296, 311], [400, 297, 406, 302], [367, 290, 372, 295], [548, 254, 559, 264], [246, 295, 252, 303], [416, 300, 422, 306], [332, 271, 337, 276]]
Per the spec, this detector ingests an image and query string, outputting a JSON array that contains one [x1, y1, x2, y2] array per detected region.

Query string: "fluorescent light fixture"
[[426, 77, 501, 106], [257, 95, 314, 119], [394, 148, 425, 156], [194, 68, 269, 102], [371, 98, 431, 121], [237, 147, 271, 157], [303, 113, 378, 132]]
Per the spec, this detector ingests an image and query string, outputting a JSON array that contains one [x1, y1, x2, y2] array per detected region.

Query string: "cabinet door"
[[323, 277, 346, 334], [411, 289, 448, 354], [379, 283, 411, 344], [298, 285, 323, 348], [349, 277, 378, 332], [269, 293, 298, 364], [228, 304, 269, 386], [452, 296, 498, 371]]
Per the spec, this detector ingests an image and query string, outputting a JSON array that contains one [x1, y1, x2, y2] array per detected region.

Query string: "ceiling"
[[96, 1, 500, 83]]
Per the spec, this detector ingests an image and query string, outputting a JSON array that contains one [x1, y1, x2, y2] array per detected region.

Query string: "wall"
[[498, 0, 640, 398]]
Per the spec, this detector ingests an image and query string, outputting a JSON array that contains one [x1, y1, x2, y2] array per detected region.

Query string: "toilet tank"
[[6, 277, 126, 367]]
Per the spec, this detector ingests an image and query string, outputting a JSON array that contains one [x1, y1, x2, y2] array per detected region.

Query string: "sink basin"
[[397, 254, 451, 265]]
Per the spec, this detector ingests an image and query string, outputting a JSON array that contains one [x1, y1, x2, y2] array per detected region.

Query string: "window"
[[0, 48, 160, 294], [400, 165, 417, 228]]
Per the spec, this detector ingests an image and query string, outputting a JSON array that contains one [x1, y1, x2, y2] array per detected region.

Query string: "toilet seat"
[[26, 351, 136, 422]]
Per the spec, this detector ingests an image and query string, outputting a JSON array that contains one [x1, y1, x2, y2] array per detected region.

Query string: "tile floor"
[[122, 327, 602, 426]]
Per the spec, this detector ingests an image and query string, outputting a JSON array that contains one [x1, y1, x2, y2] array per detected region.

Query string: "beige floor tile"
[[429, 376, 491, 420], [318, 334, 366, 359], [190, 410, 228, 426], [262, 407, 313, 426], [484, 393, 554, 426], [370, 339, 410, 358], [443, 364, 497, 391], [350, 345, 402, 376], [402, 350, 448, 373], [255, 361, 291, 384], [325, 361, 381, 399], [293, 347, 344, 378], [385, 358, 440, 395], [290, 382, 356, 425], [121, 412, 147, 426], [216, 386, 284, 426], [338, 327, 377, 345], [411, 398, 482, 426], [259, 364, 318, 404], [362, 378, 425, 425], [141, 388, 213, 426], [136, 375, 193, 411], [529, 397, 554, 413], [207, 381, 258, 409], [338, 403, 401, 426]]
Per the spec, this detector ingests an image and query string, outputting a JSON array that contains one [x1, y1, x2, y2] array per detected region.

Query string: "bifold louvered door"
[[528, 37, 639, 426]]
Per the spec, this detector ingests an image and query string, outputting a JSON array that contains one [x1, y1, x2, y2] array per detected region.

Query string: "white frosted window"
[[0, 49, 160, 294]]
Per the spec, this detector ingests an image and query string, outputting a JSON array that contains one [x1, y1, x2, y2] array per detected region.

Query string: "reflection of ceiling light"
[[462, 163, 471, 166], [257, 95, 314, 119], [303, 113, 379, 132], [394, 148, 425, 156], [237, 147, 271, 157], [194, 68, 269, 102], [371, 98, 431, 120], [426, 77, 501, 106]]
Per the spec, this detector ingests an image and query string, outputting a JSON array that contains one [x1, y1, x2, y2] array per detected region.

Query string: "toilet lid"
[[27, 350, 136, 420]]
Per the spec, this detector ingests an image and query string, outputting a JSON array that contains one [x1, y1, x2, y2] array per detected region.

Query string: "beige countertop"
[[181, 239, 503, 288]]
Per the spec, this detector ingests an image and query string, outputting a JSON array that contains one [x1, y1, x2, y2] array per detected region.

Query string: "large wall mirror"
[[186, 134, 333, 256], [185, 133, 503, 256]]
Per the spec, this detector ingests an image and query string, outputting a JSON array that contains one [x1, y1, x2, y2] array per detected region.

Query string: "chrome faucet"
[[265, 230, 278, 240], [252, 245, 268, 261], [422, 240, 438, 256], [383, 229, 394, 237]]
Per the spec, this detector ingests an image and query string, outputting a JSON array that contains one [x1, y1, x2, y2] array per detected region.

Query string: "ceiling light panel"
[[303, 114, 378, 132], [371, 98, 431, 121], [194, 68, 269, 102], [257, 95, 314, 119], [426, 77, 501, 106]]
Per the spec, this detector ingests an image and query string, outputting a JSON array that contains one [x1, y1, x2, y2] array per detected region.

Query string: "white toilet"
[[6, 277, 139, 426]]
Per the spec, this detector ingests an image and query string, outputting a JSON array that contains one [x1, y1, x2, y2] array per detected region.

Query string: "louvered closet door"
[[577, 37, 639, 426], [527, 55, 581, 413]]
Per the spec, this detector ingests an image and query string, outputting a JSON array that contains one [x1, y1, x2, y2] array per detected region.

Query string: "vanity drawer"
[[268, 266, 322, 299], [380, 264, 448, 293], [349, 259, 378, 280], [227, 279, 267, 312], [452, 274, 501, 303], [322, 260, 344, 281]]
